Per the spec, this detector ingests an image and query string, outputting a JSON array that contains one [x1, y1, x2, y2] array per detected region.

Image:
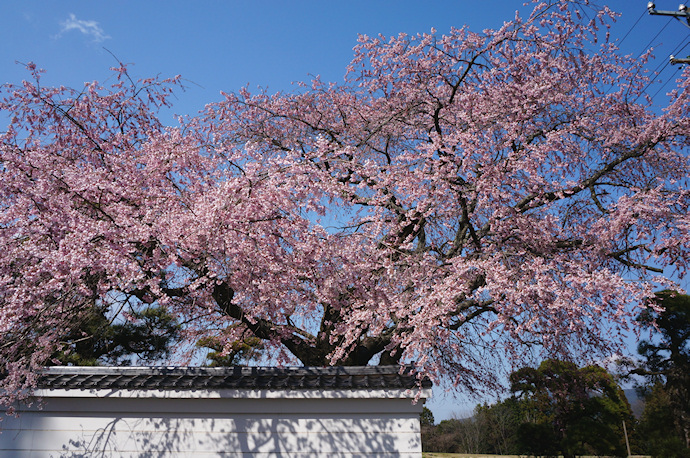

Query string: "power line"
[[647, 2, 690, 63], [673, 15, 690, 30], [618, 10, 647, 48], [669, 38, 690, 64], [646, 2, 690, 27], [649, 65, 683, 100], [637, 17, 673, 59], [637, 57, 673, 102], [636, 39, 689, 101], [603, 8, 664, 97], [633, 3, 690, 102]]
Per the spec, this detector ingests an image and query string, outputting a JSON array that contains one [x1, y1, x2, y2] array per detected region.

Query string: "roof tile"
[[38, 365, 431, 391]]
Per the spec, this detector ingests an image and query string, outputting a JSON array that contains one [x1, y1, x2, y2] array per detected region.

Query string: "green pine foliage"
[[510, 359, 634, 458], [422, 360, 634, 457], [633, 291, 690, 456], [53, 304, 180, 366], [196, 325, 265, 367]]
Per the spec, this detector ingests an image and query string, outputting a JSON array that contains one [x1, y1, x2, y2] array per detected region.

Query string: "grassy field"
[[423, 454, 524, 458], [423, 454, 652, 458], [424, 454, 522, 458]]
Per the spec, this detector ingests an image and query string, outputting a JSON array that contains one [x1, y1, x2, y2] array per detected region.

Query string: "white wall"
[[0, 391, 426, 457]]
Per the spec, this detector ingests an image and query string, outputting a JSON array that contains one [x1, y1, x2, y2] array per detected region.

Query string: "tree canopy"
[[0, 0, 688, 407], [422, 360, 634, 456], [51, 304, 180, 366], [510, 359, 633, 458], [635, 291, 690, 452]]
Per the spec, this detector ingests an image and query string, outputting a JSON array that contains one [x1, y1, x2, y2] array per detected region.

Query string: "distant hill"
[[624, 388, 645, 418]]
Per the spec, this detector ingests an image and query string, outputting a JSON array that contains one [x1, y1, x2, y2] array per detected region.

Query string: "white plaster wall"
[[0, 394, 425, 457]]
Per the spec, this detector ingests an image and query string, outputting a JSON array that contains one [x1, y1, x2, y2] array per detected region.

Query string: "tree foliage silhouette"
[[0, 0, 688, 408], [635, 291, 690, 453]]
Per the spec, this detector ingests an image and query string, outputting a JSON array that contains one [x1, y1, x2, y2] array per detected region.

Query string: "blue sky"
[[3, 1, 689, 121], [2, 1, 689, 420]]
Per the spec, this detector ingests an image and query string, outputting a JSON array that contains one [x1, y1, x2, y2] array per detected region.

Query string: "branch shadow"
[[1, 395, 423, 457]]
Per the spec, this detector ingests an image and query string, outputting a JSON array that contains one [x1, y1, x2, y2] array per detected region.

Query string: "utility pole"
[[623, 420, 632, 458], [670, 55, 690, 63], [647, 2, 690, 64]]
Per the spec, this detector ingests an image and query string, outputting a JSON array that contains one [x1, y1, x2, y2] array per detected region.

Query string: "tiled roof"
[[39, 365, 431, 391]]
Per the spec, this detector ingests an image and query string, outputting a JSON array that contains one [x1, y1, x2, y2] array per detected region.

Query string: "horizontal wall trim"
[[13, 396, 427, 415], [34, 388, 431, 400]]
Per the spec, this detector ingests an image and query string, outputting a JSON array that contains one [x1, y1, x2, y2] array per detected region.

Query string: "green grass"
[[423, 454, 652, 458], [423, 454, 524, 458]]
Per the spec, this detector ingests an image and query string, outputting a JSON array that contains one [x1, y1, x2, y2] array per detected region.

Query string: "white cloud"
[[58, 13, 110, 43]]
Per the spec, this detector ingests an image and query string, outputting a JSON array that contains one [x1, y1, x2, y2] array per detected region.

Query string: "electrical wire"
[[604, 13, 670, 97], [618, 10, 647, 48], [668, 37, 690, 61], [636, 61, 672, 102], [673, 16, 690, 30], [636, 18, 672, 59], [649, 66, 682, 100], [649, 45, 676, 78], [636, 38, 690, 102], [649, 40, 690, 100]]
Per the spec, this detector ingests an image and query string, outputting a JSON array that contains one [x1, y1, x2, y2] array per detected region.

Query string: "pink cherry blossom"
[[0, 1, 688, 407]]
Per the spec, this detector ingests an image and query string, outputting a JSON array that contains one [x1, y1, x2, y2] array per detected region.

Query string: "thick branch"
[[515, 144, 653, 213], [212, 282, 327, 365]]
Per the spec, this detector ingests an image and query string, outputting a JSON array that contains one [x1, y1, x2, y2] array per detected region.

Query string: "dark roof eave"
[[37, 365, 432, 391]]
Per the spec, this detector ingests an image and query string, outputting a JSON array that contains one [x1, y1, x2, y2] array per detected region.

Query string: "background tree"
[[637, 382, 690, 458], [196, 325, 264, 367], [421, 418, 464, 454], [52, 304, 180, 366], [420, 406, 435, 428], [473, 399, 521, 455], [0, 0, 688, 408], [422, 396, 532, 455], [634, 291, 690, 454], [510, 359, 634, 458]]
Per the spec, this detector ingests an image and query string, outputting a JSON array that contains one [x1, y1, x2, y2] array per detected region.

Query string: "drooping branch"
[[211, 281, 329, 365], [515, 143, 654, 213]]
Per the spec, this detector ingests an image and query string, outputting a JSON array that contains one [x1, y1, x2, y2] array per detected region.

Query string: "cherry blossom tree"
[[1, 0, 689, 408]]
